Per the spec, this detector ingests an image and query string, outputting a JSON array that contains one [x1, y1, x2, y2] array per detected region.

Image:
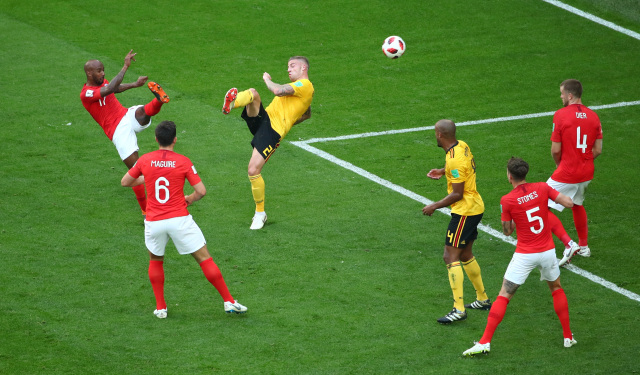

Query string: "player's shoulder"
[[292, 79, 313, 89], [80, 83, 102, 99]]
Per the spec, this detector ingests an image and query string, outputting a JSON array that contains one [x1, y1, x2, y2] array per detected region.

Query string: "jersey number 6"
[[155, 177, 170, 204]]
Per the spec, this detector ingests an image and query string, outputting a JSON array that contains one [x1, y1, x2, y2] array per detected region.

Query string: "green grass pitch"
[[1, 0, 639, 373]]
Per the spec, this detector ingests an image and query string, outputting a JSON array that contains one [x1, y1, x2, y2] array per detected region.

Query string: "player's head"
[[156, 121, 177, 147], [507, 157, 529, 182], [434, 119, 456, 148], [288, 56, 309, 81], [560, 79, 582, 107], [84, 60, 105, 85]]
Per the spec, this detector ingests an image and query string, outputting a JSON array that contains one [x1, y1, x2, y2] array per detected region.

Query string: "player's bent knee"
[[249, 88, 260, 102]]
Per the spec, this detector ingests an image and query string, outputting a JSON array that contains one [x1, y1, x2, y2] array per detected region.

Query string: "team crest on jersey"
[[86, 90, 94, 97], [452, 169, 460, 178], [294, 81, 303, 87]]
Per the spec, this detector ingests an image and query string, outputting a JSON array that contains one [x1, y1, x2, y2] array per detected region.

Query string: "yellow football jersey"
[[265, 79, 314, 138], [445, 140, 484, 216]]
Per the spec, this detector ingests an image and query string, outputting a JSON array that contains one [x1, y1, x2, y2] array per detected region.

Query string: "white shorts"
[[503, 249, 560, 285], [144, 215, 206, 256], [112, 105, 151, 160], [546, 178, 590, 211]]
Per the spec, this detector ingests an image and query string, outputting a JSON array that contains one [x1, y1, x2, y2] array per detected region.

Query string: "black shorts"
[[445, 213, 483, 248], [242, 104, 281, 161]]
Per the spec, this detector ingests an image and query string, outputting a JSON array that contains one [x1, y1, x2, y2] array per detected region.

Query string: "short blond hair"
[[289, 56, 309, 69]]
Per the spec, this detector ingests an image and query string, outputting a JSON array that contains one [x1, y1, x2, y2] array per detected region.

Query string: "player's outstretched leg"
[[148, 82, 170, 103], [222, 88, 238, 114]]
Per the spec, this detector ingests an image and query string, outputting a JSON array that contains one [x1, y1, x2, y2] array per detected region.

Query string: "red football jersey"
[[128, 149, 202, 221], [80, 79, 128, 140], [550, 103, 602, 183], [500, 182, 560, 254]]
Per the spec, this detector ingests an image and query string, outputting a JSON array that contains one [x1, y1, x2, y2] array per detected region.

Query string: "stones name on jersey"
[[517, 190, 539, 205]]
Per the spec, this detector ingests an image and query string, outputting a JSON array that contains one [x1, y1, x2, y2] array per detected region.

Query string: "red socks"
[[149, 258, 233, 312], [552, 288, 573, 339], [132, 184, 147, 213], [479, 295, 509, 344], [143, 98, 164, 117], [548, 212, 571, 247], [572, 205, 588, 247], [478, 290, 572, 344], [200, 257, 234, 302], [148, 260, 166, 310]]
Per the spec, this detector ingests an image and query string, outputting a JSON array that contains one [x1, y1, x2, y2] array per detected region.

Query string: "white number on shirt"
[[155, 177, 170, 204], [576, 126, 588, 153], [526, 207, 544, 234]]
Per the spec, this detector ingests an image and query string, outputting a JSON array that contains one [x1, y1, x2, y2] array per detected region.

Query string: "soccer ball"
[[382, 36, 406, 59]]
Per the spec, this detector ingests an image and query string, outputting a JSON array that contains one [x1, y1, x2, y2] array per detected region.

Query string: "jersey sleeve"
[[500, 196, 512, 222], [184, 158, 202, 186], [128, 160, 142, 179], [289, 79, 312, 98], [550, 112, 563, 142], [546, 183, 560, 202], [81, 81, 106, 104]]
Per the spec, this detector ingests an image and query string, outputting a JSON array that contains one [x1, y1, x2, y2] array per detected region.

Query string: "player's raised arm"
[[100, 49, 137, 97], [263, 72, 295, 97], [115, 75, 148, 93]]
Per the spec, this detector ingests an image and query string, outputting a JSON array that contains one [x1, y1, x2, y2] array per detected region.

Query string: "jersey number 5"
[[155, 177, 170, 204], [526, 207, 544, 234]]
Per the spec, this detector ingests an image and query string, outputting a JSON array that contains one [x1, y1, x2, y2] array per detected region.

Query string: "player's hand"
[[422, 205, 436, 216], [263, 72, 272, 82], [135, 76, 148, 87], [124, 49, 137, 67], [427, 169, 444, 180], [185, 195, 193, 206]]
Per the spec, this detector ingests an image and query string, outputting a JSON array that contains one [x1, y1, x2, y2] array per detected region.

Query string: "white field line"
[[542, 0, 640, 41], [290, 101, 640, 303], [302, 101, 640, 144]]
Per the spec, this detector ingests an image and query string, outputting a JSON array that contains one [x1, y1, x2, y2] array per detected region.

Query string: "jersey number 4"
[[576, 126, 588, 153]]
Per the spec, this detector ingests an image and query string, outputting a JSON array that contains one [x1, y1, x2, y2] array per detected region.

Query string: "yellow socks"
[[447, 261, 465, 312], [462, 257, 489, 301], [249, 174, 265, 212], [234, 90, 254, 109]]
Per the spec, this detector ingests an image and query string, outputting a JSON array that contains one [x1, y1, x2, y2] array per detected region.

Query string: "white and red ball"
[[382, 36, 406, 59]]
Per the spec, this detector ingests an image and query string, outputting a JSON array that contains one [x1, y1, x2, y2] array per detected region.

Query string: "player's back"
[[551, 104, 602, 183], [137, 150, 200, 221], [501, 182, 556, 253]]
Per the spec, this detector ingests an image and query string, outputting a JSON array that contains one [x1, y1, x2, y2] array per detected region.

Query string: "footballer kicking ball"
[[382, 36, 406, 59]]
